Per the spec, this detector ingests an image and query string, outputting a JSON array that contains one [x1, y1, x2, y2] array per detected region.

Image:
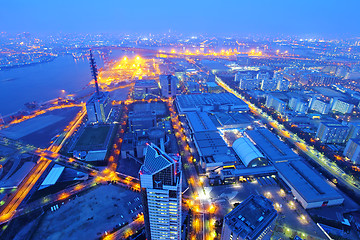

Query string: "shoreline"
[[0, 56, 57, 71]]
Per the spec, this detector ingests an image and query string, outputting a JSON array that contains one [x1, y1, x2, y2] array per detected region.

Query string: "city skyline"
[[1, 0, 360, 37], [1, 2, 360, 240]]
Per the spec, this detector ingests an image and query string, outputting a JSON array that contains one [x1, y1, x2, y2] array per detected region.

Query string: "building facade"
[[316, 122, 350, 144], [344, 138, 360, 164], [86, 92, 111, 124], [160, 75, 178, 97], [265, 95, 286, 114], [331, 98, 354, 114]]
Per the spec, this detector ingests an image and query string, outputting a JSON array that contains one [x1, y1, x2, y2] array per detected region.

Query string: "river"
[[0, 50, 131, 116]]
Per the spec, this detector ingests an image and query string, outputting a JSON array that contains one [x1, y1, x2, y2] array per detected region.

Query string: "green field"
[[75, 125, 111, 149]]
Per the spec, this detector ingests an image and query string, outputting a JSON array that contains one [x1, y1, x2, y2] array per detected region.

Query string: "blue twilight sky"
[[0, 0, 359, 37]]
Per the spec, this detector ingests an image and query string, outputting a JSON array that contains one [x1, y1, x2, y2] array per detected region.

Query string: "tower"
[[86, 50, 111, 124], [139, 143, 182, 240]]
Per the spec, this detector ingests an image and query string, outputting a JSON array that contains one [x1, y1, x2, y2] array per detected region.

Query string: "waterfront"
[[0, 50, 133, 116]]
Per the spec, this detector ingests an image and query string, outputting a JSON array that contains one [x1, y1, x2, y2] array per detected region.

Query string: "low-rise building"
[[276, 160, 344, 209], [221, 195, 277, 240]]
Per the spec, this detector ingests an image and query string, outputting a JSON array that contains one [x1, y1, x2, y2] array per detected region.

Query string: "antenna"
[[89, 49, 100, 97]]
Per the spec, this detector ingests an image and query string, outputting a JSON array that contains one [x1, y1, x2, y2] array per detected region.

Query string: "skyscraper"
[[139, 143, 182, 240]]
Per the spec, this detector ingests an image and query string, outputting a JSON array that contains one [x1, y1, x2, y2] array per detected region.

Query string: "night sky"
[[1, 0, 359, 37]]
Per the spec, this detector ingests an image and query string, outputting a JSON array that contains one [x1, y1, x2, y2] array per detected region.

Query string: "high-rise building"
[[260, 78, 278, 91], [344, 138, 360, 164], [221, 195, 277, 240], [160, 75, 178, 97], [86, 50, 111, 124], [276, 78, 289, 91], [316, 122, 350, 144], [309, 97, 330, 114], [139, 143, 182, 240], [288, 97, 308, 114], [265, 95, 286, 114], [239, 76, 260, 90]]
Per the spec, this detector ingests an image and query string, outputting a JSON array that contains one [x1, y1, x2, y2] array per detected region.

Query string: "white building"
[[344, 138, 360, 164], [309, 98, 330, 114], [265, 95, 286, 114], [276, 78, 289, 91], [260, 78, 278, 91], [331, 98, 354, 114], [288, 97, 308, 114], [140, 144, 182, 240], [239, 77, 260, 90]]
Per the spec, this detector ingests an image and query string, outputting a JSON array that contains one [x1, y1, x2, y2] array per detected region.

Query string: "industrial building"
[[245, 129, 301, 163], [219, 166, 277, 183], [175, 93, 249, 114], [316, 122, 350, 144], [209, 112, 253, 129], [276, 160, 344, 209], [139, 144, 182, 240], [232, 137, 268, 167], [344, 138, 360, 164], [244, 128, 344, 209], [221, 195, 277, 240], [133, 80, 160, 99], [186, 112, 217, 133], [128, 111, 157, 132]]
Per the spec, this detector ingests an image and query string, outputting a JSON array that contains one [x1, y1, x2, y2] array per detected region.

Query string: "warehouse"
[[276, 160, 344, 209], [245, 128, 301, 163], [176, 93, 249, 113], [232, 137, 268, 167]]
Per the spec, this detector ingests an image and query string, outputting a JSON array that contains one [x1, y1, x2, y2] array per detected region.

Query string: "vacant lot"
[[31, 185, 141, 240]]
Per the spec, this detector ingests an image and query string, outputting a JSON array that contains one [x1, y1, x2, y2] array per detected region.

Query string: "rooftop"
[[73, 125, 113, 151], [275, 160, 344, 203], [210, 112, 253, 128], [232, 137, 267, 167], [320, 122, 349, 128], [193, 131, 229, 157], [176, 93, 248, 111], [186, 112, 217, 133], [224, 195, 277, 239], [245, 128, 301, 163]]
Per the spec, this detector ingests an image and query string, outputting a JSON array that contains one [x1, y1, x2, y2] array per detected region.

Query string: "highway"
[[0, 105, 87, 223], [215, 77, 360, 195]]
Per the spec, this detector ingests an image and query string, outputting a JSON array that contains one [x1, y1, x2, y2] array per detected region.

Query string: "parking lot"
[[206, 177, 328, 239]]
